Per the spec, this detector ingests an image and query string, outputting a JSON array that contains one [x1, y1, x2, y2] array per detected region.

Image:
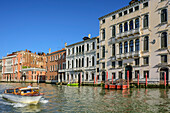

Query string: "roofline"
[[46, 49, 66, 56], [98, 0, 147, 20], [66, 36, 99, 48]]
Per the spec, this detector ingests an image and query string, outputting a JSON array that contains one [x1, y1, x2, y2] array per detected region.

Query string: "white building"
[[98, 0, 169, 84], [65, 36, 99, 83]]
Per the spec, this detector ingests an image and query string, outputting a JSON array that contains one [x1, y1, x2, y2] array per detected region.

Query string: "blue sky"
[[0, 0, 130, 58]]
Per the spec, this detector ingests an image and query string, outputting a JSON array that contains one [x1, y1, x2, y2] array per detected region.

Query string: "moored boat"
[[2, 87, 43, 104], [67, 83, 79, 86]]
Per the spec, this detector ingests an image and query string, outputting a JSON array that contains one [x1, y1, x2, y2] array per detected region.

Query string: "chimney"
[[88, 34, 91, 38], [49, 48, 51, 54], [25, 49, 27, 52], [129, 0, 138, 5], [35, 52, 36, 54]]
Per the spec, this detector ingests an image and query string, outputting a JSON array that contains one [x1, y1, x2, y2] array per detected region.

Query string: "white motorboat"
[[2, 87, 43, 104]]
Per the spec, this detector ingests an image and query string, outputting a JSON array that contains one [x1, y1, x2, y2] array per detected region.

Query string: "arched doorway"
[[160, 68, 169, 86], [102, 71, 106, 81], [78, 73, 81, 85], [125, 65, 132, 81], [60, 74, 62, 82]]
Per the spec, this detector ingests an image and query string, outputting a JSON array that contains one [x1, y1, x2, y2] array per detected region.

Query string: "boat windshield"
[[6, 89, 14, 93], [15, 88, 19, 93]]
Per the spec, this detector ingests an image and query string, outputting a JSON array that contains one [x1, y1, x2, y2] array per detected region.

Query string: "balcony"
[[109, 56, 116, 61], [132, 51, 140, 57], [116, 54, 121, 59], [116, 28, 140, 39]]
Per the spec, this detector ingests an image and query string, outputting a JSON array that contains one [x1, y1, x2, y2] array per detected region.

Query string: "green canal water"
[[0, 83, 169, 113]]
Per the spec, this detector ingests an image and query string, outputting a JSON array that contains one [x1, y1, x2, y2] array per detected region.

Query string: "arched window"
[[161, 9, 167, 23], [102, 46, 105, 57], [82, 58, 84, 67], [119, 43, 122, 54], [72, 60, 74, 68], [92, 56, 95, 66], [76, 59, 78, 68], [76, 47, 78, 53], [86, 57, 89, 67], [92, 42, 95, 50], [82, 45, 84, 52], [87, 44, 89, 51], [124, 22, 128, 32], [143, 15, 149, 28], [68, 61, 70, 69], [161, 32, 167, 48], [135, 18, 139, 28], [79, 59, 81, 67], [129, 20, 133, 30], [135, 39, 140, 51], [112, 25, 116, 37], [144, 36, 149, 51], [129, 40, 133, 52], [102, 29, 105, 40], [124, 41, 128, 53], [112, 44, 115, 56], [119, 24, 123, 33], [79, 46, 81, 53]]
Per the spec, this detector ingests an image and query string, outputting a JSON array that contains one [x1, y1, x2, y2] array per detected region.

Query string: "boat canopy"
[[20, 87, 39, 91]]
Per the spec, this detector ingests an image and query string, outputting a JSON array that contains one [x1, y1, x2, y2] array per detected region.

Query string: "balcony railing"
[[116, 28, 140, 39], [116, 51, 140, 59]]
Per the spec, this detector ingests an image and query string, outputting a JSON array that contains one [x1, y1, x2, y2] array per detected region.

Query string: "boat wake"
[[0, 100, 28, 108], [39, 98, 48, 104]]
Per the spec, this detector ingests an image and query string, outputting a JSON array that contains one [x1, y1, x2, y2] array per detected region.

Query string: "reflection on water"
[[0, 83, 169, 112]]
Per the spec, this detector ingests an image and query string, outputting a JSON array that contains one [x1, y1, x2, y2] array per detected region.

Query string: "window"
[[143, 2, 148, 8], [102, 19, 105, 24], [92, 42, 95, 50], [76, 47, 78, 53], [129, 8, 133, 13], [124, 10, 127, 15], [112, 73, 116, 79], [119, 72, 122, 79], [119, 43, 122, 54], [87, 44, 89, 51], [82, 45, 84, 52], [144, 71, 149, 78], [97, 68, 99, 72], [124, 22, 128, 32], [102, 29, 105, 40], [119, 24, 123, 33], [119, 12, 122, 17], [92, 56, 95, 66], [79, 46, 81, 53], [135, 70, 139, 78], [135, 39, 140, 51], [161, 9, 167, 23], [79, 59, 81, 67], [143, 15, 149, 28], [112, 15, 116, 20], [102, 46, 105, 58], [97, 46, 99, 49], [97, 53, 99, 58], [161, 55, 167, 63], [129, 20, 133, 30], [144, 36, 149, 51], [161, 32, 167, 48], [129, 40, 133, 52], [135, 18, 139, 28], [112, 44, 115, 56], [135, 58, 140, 66], [143, 57, 149, 65], [68, 61, 70, 69], [76, 59, 78, 68], [112, 62, 115, 68], [97, 61, 99, 64], [72, 60, 74, 68], [82, 58, 84, 67], [86, 57, 89, 67], [124, 41, 128, 53], [135, 6, 139, 11], [112, 25, 116, 37], [97, 39, 99, 43], [102, 63, 105, 69], [118, 61, 122, 67]]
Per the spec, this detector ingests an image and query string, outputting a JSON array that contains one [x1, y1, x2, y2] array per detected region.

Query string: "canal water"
[[0, 83, 169, 113]]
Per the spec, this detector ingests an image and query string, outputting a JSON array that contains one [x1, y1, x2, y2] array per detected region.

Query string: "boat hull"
[[2, 94, 42, 104], [67, 83, 79, 86]]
